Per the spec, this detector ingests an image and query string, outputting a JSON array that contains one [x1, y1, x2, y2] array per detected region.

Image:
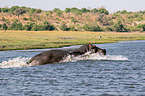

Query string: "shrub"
[[71, 17, 78, 24], [91, 8, 98, 13], [106, 27, 113, 31], [56, 10, 63, 16], [81, 8, 90, 13], [2, 17, 6, 21], [113, 21, 128, 32], [9, 21, 23, 30], [141, 24, 145, 31], [3, 23, 8, 30], [31, 24, 40, 31], [35, 9, 42, 13], [53, 8, 60, 12], [120, 10, 127, 14], [98, 8, 109, 15], [23, 17, 28, 21], [65, 8, 71, 13], [42, 21, 55, 31], [23, 22, 34, 31], [14, 8, 26, 17], [60, 21, 68, 31], [83, 23, 102, 31], [68, 25, 77, 31], [2, 8, 10, 13]]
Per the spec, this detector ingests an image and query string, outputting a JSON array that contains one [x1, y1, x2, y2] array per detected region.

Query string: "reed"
[[0, 30, 145, 50]]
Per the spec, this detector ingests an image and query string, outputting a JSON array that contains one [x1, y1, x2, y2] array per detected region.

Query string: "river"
[[0, 40, 145, 95]]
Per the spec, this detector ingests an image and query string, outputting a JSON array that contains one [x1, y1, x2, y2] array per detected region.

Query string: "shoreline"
[[0, 31, 145, 51]]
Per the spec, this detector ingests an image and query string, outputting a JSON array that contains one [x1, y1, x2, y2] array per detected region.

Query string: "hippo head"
[[91, 45, 106, 56]]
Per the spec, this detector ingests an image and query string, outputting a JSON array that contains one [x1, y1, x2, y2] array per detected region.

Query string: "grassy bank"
[[0, 30, 145, 51]]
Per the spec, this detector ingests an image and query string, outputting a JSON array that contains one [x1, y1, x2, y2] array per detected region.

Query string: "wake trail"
[[0, 53, 128, 68]]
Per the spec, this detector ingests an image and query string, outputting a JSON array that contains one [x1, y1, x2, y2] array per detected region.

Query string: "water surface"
[[0, 40, 145, 95]]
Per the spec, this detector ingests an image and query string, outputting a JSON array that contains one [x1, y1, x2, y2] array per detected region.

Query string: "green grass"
[[0, 30, 145, 51]]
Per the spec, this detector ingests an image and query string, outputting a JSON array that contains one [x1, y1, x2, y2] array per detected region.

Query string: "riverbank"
[[0, 30, 145, 51]]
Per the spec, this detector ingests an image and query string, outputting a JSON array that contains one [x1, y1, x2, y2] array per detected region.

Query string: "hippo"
[[27, 44, 106, 66]]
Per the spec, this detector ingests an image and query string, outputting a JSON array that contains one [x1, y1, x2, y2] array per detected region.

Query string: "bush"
[[14, 8, 26, 17], [42, 21, 55, 31], [91, 8, 98, 13], [120, 10, 127, 14], [31, 24, 40, 31], [113, 21, 128, 32], [56, 10, 63, 16], [68, 25, 77, 31], [2, 8, 10, 13], [83, 23, 102, 31], [2, 17, 6, 21], [141, 24, 145, 31], [60, 21, 68, 31], [65, 8, 71, 13], [106, 27, 113, 31], [9, 21, 23, 30], [71, 17, 78, 24], [3, 23, 8, 30], [81, 8, 90, 13], [23, 17, 28, 20], [23, 22, 34, 31], [35, 9, 42, 13], [53, 8, 60, 12], [98, 8, 109, 15]]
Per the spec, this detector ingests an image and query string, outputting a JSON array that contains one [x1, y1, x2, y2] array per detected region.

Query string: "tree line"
[[0, 6, 145, 32]]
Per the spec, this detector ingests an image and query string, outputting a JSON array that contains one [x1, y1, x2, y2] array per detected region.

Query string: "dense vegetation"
[[0, 6, 145, 32]]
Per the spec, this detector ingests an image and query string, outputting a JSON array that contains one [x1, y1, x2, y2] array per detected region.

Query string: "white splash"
[[0, 57, 29, 68], [62, 52, 128, 62], [0, 53, 128, 68]]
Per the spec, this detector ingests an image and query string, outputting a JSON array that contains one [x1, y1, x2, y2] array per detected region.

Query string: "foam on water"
[[0, 57, 30, 68], [62, 52, 128, 62], [0, 53, 128, 68]]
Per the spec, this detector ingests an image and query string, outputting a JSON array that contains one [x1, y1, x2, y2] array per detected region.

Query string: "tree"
[[71, 7, 80, 12], [0, 24, 2, 28], [141, 24, 145, 31], [91, 8, 98, 13], [35, 9, 42, 13], [10, 6, 20, 14], [83, 23, 102, 31], [28, 8, 36, 14], [81, 8, 87, 12], [120, 10, 127, 14], [81, 8, 90, 13], [2, 8, 10, 13], [0, 8, 1, 13], [31, 23, 40, 31], [65, 8, 71, 13], [53, 8, 60, 12], [98, 8, 109, 15], [113, 21, 128, 32], [3, 23, 8, 30], [9, 21, 23, 30], [24, 22, 34, 31], [42, 21, 55, 30], [14, 8, 26, 17], [56, 10, 63, 16], [2, 17, 6, 21], [60, 21, 68, 31], [98, 14, 110, 26], [71, 17, 78, 24]]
